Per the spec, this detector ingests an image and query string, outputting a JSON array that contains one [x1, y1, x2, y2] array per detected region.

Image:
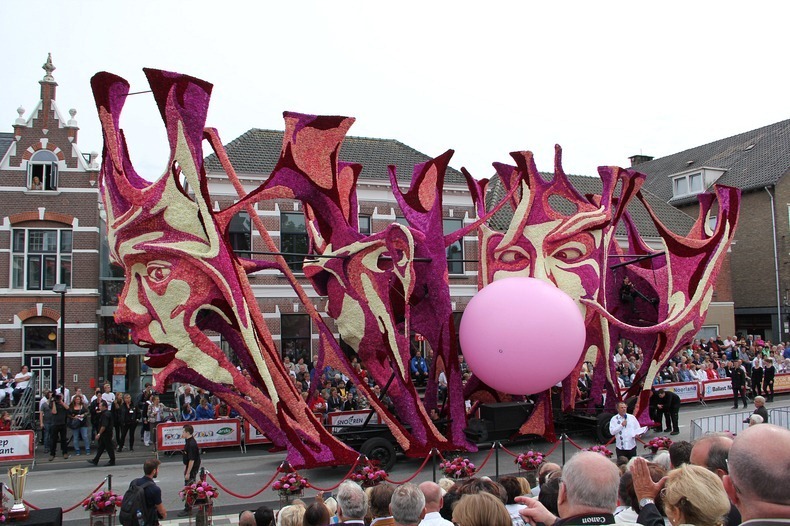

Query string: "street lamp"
[[52, 283, 68, 390]]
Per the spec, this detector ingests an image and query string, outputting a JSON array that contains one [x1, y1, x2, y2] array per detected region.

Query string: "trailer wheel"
[[596, 412, 615, 444], [360, 437, 397, 471]]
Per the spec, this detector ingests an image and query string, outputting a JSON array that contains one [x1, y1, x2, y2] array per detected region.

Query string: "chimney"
[[629, 154, 653, 167], [39, 53, 57, 130]]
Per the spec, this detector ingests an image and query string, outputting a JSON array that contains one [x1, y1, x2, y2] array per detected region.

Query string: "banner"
[[326, 410, 380, 430], [156, 419, 241, 451], [660, 382, 700, 403], [0, 431, 35, 462], [113, 357, 127, 375], [772, 373, 790, 393], [244, 421, 271, 444], [702, 378, 734, 401]]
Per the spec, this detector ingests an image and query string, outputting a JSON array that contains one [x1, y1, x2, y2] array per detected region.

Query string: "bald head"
[[690, 434, 733, 476], [238, 510, 256, 526], [418, 481, 443, 512], [561, 452, 620, 515], [726, 424, 790, 520]]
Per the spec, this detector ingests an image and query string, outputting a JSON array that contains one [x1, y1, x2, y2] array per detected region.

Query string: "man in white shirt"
[[55, 381, 71, 405], [418, 482, 452, 526], [100, 383, 115, 406], [12, 366, 32, 404], [609, 402, 642, 459]]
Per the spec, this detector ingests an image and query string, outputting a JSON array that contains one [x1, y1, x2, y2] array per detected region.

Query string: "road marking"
[[237, 472, 257, 476], [30, 488, 57, 493]]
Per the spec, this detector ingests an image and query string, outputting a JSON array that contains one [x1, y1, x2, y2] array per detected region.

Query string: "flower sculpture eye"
[[552, 242, 587, 264], [146, 261, 171, 284]]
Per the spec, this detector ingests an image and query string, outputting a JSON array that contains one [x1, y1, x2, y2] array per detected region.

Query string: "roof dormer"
[[669, 166, 726, 199]]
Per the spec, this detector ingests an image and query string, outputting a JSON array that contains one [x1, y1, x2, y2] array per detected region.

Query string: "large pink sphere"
[[459, 277, 586, 395]]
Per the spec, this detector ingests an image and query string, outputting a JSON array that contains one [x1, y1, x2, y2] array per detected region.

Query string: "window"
[[229, 211, 252, 258], [444, 219, 464, 275], [696, 325, 718, 340], [27, 150, 59, 191], [672, 172, 703, 198], [281, 314, 311, 363], [12, 229, 72, 290], [24, 325, 58, 351], [281, 213, 308, 272], [359, 215, 371, 236]]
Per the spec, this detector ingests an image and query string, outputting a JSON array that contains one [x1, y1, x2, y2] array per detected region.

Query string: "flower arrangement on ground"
[[645, 436, 673, 453], [439, 456, 476, 479], [83, 490, 123, 513], [273, 472, 309, 496], [584, 445, 613, 458], [179, 481, 219, 506], [515, 450, 545, 471], [349, 462, 388, 487]]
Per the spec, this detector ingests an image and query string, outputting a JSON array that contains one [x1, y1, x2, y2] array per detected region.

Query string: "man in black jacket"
[[177, 424, 201, 517], [49, 394, 69, 461], [87, 400, 116, 466], [655, 389, 682, 435], [731, 359, 749, 409]]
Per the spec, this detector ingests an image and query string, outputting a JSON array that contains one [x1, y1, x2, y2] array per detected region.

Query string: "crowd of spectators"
[[231, 424, 790, 526]]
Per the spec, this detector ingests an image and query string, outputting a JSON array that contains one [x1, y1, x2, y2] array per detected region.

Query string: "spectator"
[[498, 476, 527, 526], [181, 402, 196, 421], [100, 383, 115, 406], [342, 391, 358, 412], [304, 502, 331, 526], [38, 389, 52, 453], [724, 424, 790, 523], [516, 451, 622, 526], [178, 386, 195, 410], [418, 481, 452, 526], [112, 391, 124, 446], [118, 393, 139, 452], [369, 484, 395, 526], [49, 393, 69, 461], [12, 366, 31, 404], [255, 505, 275, 526], [762, 358, 775, 401], [410, 350, 428, 387], [453, 493, 511, 526], [327, 388, 343, 413], [690, 434, 740, 526], [537, 475, 562, 517], [239, 510, 256, 526], [745, 396, 769, 425], [391, 483, 426, 526], [55, 380, 70, 405], [195, 397, 215, 420], [730, 360, 749, 409], [748, 414, 763, 426], [336, 480, 368, 525], [277, 505, 305, 526], [614, 463, 666, 524], [67, 395, 90, 455], [0, 366, 13, 407], [668, 440, 692, 468], [127, 458, 167, 525], [632, 459, 729, 526]]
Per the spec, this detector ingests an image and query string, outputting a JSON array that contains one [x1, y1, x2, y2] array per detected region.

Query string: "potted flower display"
[[273, 472, 310, 504], [349, 462, 388, 488], [583, 445, 613, 458], [645, 436, 673, 454], [83, 490, 122, 525], [515, 450, 545, 472], [439, 456, 476, 479]]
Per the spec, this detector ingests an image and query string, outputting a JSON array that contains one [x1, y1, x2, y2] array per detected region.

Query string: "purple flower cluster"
[[179, 481, 219, 503], [350, 464, 388, 487], [83, 490, 123, 512], [439, 456, 476, 479], [273, 473, 309, 496], [583, 445, 613, 457], [515, 450, 545, 470]]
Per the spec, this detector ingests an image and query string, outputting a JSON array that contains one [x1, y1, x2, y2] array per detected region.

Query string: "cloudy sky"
[[2, 1, 788, 181]]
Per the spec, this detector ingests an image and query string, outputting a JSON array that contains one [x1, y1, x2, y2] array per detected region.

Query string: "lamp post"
[[52, 284, 68, 390]]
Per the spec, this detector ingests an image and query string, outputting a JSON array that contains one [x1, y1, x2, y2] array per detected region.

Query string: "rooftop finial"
[[42, 53, 56, 82]]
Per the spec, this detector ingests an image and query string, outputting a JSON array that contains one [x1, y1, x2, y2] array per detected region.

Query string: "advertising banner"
[[660, 382, 700, 403], [772, 373, 790, 393], [326, 410, 380, 431], [156, 419, 241, 451], [702, 379, 734, 401], [0, 431, 35, 462], [244, 421, 272, 444]]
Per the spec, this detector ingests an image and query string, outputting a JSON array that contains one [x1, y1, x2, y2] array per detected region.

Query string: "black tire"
[[596, 412, 615, 444], [360, 437, 397, 471]]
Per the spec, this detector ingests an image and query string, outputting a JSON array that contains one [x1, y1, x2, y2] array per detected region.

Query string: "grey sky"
[[2, 1, 788, 182]]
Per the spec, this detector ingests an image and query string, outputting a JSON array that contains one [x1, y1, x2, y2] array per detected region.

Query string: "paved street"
[[11, 394, 786, 524]]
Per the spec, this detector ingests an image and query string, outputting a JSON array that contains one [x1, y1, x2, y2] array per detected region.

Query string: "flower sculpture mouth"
[[139, 343, 178, 369]]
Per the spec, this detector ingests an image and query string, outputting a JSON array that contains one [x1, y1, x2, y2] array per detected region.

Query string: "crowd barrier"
[[690, 404, 790, 440], [620, 373, 790, 403]]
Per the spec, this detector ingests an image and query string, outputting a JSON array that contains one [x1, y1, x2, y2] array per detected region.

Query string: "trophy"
[[8, 465, 29, 520]]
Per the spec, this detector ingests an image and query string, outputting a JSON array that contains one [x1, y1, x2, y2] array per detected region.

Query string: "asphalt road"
[[12, 394, 785, 524]]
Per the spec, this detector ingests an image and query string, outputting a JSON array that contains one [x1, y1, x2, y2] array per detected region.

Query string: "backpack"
[[119, 479, 155, 526]]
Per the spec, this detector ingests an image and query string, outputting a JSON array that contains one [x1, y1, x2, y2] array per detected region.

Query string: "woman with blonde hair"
[[662, 464, 730, 526], [277, 504, 306, 526], [452, 492, 511, 526]]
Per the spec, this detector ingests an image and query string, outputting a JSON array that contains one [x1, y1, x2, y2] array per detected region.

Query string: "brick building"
[[0, 55, 101, 397], [631, 118, 790, 342]]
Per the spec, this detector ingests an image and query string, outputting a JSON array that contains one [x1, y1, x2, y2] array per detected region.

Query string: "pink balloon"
[[459, 277, 586, 395]]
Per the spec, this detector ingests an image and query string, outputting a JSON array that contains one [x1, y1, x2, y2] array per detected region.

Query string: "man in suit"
[[337, 480, 368, 525], [655, 389, 682, 435]]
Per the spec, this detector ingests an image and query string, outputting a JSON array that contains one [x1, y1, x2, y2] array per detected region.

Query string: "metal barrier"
[[11, 371, 37, 431], [690, 404, 790, 440]]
